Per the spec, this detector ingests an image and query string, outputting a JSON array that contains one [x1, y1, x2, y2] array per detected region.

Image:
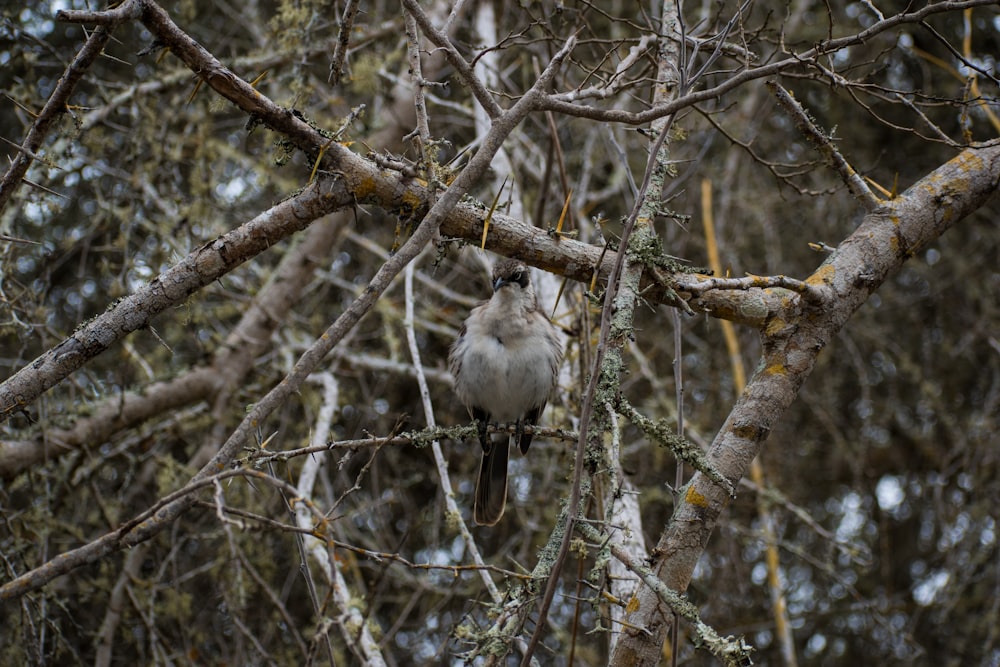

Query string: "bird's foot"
[[475, 419, 490, 453]]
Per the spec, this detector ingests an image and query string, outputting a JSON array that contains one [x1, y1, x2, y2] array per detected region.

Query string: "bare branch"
[[0, 22, 117, 214], [578, 522, 754, 667], [54, 1, 142, 25], [0, 19, 578, 602], [542, 0, 1000, 125], [613, 143, 1000, 665], [767, 80, 882, 212], [328, 0, 361, 86], [0, 183, 342, 426], [400, 0, 505, 120], [675, 272, 828, 305]]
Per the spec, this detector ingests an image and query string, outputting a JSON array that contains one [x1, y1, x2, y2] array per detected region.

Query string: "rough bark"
[[610, 143, 1000, 665]]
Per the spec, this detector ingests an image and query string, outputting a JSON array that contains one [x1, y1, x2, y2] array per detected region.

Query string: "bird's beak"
[[493, 277, 511, 292]]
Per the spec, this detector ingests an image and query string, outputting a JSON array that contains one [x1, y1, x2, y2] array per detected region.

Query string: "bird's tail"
[[474, 437, 510, 526]]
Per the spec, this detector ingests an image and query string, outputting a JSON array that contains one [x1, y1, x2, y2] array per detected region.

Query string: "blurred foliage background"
[[1, 0, 998, 665]]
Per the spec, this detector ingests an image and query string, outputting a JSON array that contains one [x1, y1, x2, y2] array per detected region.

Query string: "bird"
[[449, 258, 563, 525]]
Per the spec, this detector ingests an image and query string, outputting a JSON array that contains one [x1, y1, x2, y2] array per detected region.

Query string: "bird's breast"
[[454, 316, 556, 421]]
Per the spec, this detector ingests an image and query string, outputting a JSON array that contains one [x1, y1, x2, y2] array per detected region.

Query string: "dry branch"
[[610, 143, 1000, 664], [0, 13, 578, 601]]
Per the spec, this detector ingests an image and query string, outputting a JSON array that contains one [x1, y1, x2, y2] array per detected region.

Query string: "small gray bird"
[[449, 258, 563, 525]]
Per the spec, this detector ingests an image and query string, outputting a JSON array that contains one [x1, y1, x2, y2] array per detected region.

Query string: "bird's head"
[[492, 258, 530, 293]]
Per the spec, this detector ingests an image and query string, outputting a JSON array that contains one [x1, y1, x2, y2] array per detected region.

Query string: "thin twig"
[[328, 0, 360, 85], [400, 0, 504, 120], [767, 80, 882, 212], [295, 373, 379, 665], [402, 9, 433, 153], [577, 523, 754, 666], [403, 260, 501, 601], [0, 17, 120, 213], [543, 1, 1000, 126]]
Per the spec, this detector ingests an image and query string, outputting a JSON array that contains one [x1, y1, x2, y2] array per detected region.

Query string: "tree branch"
[[767, 80, 882, 212], [0, 21, 578, 603], [0, 183, 343, 425], [399, 0, 505, 120], [540, 0, 1000, 126], [0, 20, 119, 214], [610, 142, 1000, 665]]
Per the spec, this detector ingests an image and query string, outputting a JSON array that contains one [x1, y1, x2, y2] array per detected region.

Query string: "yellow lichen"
[[764, 317, 787, 337], [807, 263, 835, 286], [685, 486, 709, 508], [400, 188, 423, 212], [354, 177, 377, 200]]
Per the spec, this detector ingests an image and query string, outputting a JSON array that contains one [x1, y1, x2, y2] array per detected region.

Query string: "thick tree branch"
[[0, 184, 344, 425], [3, 0, 997, 661], [0, 24, 578, 603], [9, 0, 833, 431], [610, 143, 1000, 664], [0, 215, 347, 479]]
